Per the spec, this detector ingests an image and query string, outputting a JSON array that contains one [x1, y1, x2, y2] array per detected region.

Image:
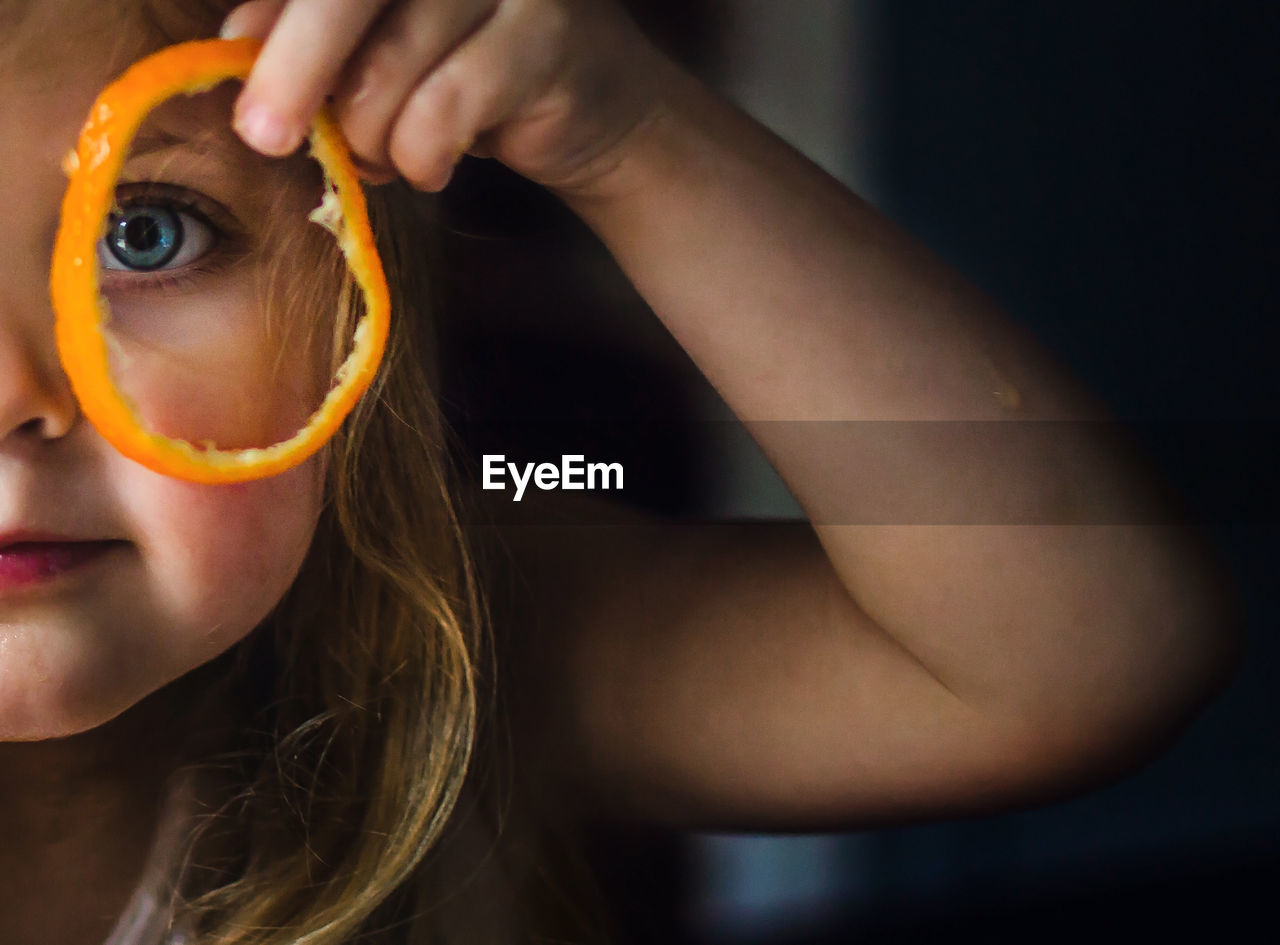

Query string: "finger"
[[349, 153, 398, 185], [225, 0, 392, 157], [329, 0, 499, 177], [388, 0, 568, 191], [218, 0, 286, 42]]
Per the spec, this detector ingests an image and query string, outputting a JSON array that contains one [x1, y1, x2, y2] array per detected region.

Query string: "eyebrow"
[[127, 126, 234, 160]]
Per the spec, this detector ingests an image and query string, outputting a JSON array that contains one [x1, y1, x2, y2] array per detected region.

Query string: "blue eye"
[[98, 202, 215, 273]]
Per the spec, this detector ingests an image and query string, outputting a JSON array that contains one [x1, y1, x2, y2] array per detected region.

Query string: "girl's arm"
[[478, 67, 1240, 828], [225, 0, 1241, 829]]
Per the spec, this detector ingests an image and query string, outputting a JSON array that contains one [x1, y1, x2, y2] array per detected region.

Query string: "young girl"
[[0, 0, 1241, 942]]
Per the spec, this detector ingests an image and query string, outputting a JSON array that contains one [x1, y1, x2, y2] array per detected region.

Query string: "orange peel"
[[51, 38, 390, 485]]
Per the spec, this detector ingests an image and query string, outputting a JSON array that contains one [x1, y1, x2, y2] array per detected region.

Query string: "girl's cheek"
[[111, 451, 324, 638], [103, 283, 328, 451], [93, 263, 332, 636]]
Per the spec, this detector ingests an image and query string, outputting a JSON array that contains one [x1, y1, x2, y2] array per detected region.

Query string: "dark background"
[[433, 2, 1278, 942]]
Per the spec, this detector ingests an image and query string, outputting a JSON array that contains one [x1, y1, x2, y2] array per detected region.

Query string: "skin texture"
[[0, 0, 1243, 941], [0, 5, 324, 742], [103, 83, 338, 449], [1, 5, 324, 940], [221, 0, 670, 191]]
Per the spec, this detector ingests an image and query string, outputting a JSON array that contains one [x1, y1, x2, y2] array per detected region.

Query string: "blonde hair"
[[171, 173, 611, 945], [161, 178, 500, 943], [49, 3, 620, 940], [96, 3, 493, 940]]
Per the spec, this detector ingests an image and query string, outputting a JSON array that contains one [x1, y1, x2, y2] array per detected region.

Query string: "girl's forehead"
[[1, 1, 222, 87], [126, 83, 324, 205], [1, 0, 279, 187]]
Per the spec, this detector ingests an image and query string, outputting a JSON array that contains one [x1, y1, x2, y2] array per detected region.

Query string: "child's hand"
[[219, 0, 670, 193]]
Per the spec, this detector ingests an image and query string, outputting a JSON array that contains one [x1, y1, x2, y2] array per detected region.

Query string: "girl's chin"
[[0, 689, 136, 743], [0, 701, 126, 743], [0, 640, 169, 743], [0, 680, 189, 744]]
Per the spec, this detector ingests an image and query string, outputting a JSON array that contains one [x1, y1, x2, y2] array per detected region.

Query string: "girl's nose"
[[0, 315, 79, 444]]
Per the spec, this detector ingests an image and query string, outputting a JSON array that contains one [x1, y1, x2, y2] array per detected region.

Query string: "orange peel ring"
[[51, 37, 391, 485]]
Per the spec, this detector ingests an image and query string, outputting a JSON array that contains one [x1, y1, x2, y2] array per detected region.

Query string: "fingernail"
[[219, 14, 247, 40], [234, 103, 299, 156], [429, 149, 467, 191], [435, 160, 460, 192]]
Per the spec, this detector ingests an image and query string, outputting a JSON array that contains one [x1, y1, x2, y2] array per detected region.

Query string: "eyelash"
[[101, 184, 246, 294]]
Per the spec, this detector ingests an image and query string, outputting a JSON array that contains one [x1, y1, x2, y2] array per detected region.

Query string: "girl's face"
[[0, 1, 325, 740]]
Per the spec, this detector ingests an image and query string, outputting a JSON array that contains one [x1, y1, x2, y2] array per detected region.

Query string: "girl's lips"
[[0, 540, 124, 592]]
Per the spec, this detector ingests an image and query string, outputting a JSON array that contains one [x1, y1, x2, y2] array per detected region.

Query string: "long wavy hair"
[[1, 1, 620, 939], [55, 1, 610, 942], [158, 172, 494, 944]]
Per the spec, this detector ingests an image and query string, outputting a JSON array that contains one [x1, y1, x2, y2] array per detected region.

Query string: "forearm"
[[554, 57, 1084, 424], [552, 60, 1239, 741]]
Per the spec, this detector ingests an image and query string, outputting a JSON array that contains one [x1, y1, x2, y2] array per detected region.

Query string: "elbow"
[[1091, 619, 1239, 790], [1018, 551, 1244, 800], [1110, 535, 1244, 765]]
